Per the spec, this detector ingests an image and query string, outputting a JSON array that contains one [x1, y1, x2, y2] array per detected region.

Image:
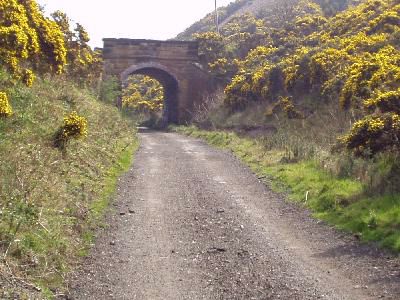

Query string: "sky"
[[36, 0, 234, 48]]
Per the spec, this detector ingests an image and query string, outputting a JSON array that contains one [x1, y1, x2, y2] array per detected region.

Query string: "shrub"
[[22, 69, 35, 87], [279, 96, 304, 119], [62, 111, 88, 138], [54, 111, 88, 149], [122, 75, 164, 113], [364, 88, 400, 113], [0, 91, 12, 118], [340, 113, 400, 156], [0, 0, 67, 77]]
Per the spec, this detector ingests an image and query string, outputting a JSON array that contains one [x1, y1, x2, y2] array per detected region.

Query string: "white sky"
[[36, 0, 233, 48]]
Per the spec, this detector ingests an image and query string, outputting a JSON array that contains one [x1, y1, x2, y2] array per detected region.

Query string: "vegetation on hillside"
[[178, 0, 400, 251], [51, 10, 102, 86], [176, 0, 249, 40], [0, 72, 137, 298], [191, 0, 400, 158], [177, 0, 358, 41], [0, 1, 137, 298]]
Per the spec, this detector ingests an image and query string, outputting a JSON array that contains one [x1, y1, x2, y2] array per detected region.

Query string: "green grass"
[[172, 125, 400, 252], [81, 140, 139, 255], [89, 141, 138, 222], [0, 69, 138, 298], [321, 195, 400, 250], [267, 161, 363, 211]]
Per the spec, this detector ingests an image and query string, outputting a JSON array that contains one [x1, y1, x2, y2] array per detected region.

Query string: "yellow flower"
[[22, 69, 35, 87], [0, 92, 13, 118], [392, 114, 400, 130], [367, 118, 385, 133], [62, 111, 88, 138]]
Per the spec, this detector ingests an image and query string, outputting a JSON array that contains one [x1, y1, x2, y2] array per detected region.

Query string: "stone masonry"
[[102, 39, 211, 124]]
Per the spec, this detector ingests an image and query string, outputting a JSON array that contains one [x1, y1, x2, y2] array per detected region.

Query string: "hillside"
[[0, 70, 138, 298], [177, 0, 356, 40], [176, 0, 249, 40]]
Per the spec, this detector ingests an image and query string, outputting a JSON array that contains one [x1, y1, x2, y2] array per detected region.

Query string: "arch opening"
[[121, 64, 179, 124]]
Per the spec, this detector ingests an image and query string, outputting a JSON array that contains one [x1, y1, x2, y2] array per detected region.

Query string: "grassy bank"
[[0, 70, 138, 299], [172, 125, 400, 253]]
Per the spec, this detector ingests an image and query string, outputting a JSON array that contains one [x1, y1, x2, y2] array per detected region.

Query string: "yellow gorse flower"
[[0, 0, 67, 78], [392, 114, 400, 129], [22, 69, 35, 87], [367, 118, 385, 132], [0, 92, 12, 118], [122, 76, 164, 113], [62, 111, 88, 139]]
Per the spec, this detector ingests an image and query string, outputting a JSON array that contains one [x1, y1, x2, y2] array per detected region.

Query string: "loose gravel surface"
[[69, 129, 400, 300]]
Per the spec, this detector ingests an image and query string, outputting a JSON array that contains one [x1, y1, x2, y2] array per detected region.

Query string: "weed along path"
[[69, 129, 400, 300]]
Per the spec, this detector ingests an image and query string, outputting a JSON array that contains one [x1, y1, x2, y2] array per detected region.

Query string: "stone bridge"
[[102, 39, 212, 124]]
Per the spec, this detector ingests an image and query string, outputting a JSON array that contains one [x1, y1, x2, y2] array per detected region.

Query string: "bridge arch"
[[102, 39, 212, 124], [121, 62, 179, 123]]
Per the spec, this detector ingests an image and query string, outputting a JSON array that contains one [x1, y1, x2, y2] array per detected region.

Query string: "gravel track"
[[69, 129, 400, 300]]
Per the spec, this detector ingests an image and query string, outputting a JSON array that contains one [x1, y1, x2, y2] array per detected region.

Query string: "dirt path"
[[69, 129, 400, 300]]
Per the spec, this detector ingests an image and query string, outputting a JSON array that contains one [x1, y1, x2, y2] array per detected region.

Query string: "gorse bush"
[[122, 75, 164, 113], [62, 111, 88, 138], [340, 112, 400, 156], [278, 96, 304, 119], [22, 68, 35, 87], [54, 111, 88, 149], [0, 91, 12, 117], [51, 11, 102, 86], [0, 0, 66, 81], [195, 0, 400, 157], [0, 0, 101, 88]]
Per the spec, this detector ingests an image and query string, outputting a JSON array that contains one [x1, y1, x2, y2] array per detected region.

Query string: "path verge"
[[171, 125, 400, 253]]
